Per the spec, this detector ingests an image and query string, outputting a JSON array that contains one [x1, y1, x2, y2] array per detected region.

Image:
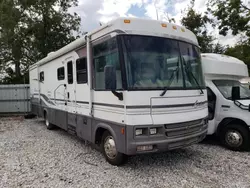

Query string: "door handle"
[[67, 92, 70, 99]]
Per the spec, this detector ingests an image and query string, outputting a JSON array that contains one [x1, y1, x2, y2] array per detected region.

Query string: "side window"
[[40, 71, 44, 82], [76, 57, 87, 84], [67, 61, 73, 84], [93, 37, 122, 90], [57, 67, 65, 80]]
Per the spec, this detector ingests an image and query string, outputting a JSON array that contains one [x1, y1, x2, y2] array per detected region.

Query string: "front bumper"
[[125, 119, 208, 155]]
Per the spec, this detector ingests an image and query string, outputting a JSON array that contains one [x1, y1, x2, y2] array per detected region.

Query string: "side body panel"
[[206, 79, 250, 135]]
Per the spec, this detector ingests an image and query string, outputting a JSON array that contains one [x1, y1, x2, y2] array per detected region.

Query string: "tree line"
[[181, 0, 250, 73], [0, 0, 249, 84]]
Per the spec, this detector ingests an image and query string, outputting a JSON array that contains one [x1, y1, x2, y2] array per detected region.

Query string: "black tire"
[[101, 131, 127, 166], [44, 112, 55, 130], [220, 124, 250, 151]]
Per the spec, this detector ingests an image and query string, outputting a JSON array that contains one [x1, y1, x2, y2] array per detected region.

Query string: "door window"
[[207, 87, 216, 120], [67, 61, 73, 84]]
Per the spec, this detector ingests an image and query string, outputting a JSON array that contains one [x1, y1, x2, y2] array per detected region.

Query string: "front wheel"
[[220, 124, 250, 151], [101, 131, 127, 166]]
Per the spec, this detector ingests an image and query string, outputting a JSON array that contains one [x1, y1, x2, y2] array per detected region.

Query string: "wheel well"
[[95, 127, 107, 145], [217, 118, 249, 135]]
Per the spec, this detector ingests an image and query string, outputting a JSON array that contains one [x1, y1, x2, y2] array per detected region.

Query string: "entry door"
[[65, 58, 77, 113], [65, 57, 78, 133]]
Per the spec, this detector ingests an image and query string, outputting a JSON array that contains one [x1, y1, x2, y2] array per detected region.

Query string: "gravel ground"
[[0, 117, 250, 188]]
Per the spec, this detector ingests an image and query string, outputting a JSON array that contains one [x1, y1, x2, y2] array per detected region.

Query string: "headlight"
[[150, 128, 157, 135], [135, 129, 143, 136]]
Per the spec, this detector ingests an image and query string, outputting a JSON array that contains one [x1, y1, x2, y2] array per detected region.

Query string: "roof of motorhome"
[[201, 53, 249, 78], [30, 17, 197, 69]]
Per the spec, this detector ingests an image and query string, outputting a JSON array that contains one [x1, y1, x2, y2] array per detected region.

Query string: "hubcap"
[[104, 136, 117, 159], [225, 130, 243, 147]]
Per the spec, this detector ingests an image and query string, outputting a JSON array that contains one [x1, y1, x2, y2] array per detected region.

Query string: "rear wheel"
[[44, 112, 55, 130], [220, 124, 250, 151], [101, 131, 127, 166]]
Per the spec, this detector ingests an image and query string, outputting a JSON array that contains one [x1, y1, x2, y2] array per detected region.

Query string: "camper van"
[[202, 53, 250, 151], [29, 17, 208, 165]]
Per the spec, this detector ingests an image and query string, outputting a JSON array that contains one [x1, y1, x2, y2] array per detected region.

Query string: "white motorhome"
[[29, 17, 208, 166], [202, 53, 250, 151]]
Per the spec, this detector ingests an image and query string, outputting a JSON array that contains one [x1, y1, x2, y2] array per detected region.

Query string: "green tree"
[[213, 43, 226, 54], [0, 0, 31, 80], [27, 0, 81, 60], [181, 0, 215, 53], [209, 0, 250, 73], [209, 0, 250, 38], [0, 0, 81, 84], [225, 41, 250, 73]]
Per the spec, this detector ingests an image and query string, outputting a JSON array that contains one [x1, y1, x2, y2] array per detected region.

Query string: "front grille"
[[168, 137, 199, 150], [165, 119, 205, 138]]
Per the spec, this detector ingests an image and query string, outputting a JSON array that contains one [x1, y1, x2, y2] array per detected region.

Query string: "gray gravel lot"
[[0, 117, 250, 188]]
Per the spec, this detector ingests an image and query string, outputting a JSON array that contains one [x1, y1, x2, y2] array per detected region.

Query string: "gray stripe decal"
[[50, 98, 65, 102], [93, 102, 123, 108], [0, 86, 30, 89], [0, 99, 30, 102], [221, 105, 230, 108], [77, 101, 89, 104], [33, 93, 207, 109], [40, 94, 55, 105], [93, 101, 208, 109]]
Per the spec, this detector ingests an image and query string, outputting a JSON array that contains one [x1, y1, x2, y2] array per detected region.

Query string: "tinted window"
[[207, 87, 216, 120], [40, 71, 44, 81], [57, 67, 65, 80], [76, 58, 87, 84], [121, 35, 205, 90], [93, 37, 122, 90], [67, 61, 73, 84]]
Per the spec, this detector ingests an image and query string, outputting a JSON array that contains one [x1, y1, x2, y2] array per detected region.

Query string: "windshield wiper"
[[182, 57, 204, 94], [160, 62, 180, 97]]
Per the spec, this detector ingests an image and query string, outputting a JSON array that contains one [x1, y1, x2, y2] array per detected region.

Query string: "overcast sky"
[[71, 0, 245, 46]]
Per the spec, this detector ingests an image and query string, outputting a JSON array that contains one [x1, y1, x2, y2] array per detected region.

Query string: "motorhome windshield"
[[120, 35, 205, 90], [213, 80, 250, 100]]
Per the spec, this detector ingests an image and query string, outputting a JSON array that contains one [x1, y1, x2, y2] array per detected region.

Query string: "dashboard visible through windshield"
[[213, 80, 250, 100], [119, 35, 205, 90]]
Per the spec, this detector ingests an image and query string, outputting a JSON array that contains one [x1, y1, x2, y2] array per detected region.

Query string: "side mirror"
[[104, 65, 117, 90], [232, 86, 240, 101]]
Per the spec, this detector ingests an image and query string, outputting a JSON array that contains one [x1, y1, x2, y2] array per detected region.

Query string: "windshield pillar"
[[117, 35, 128, 90]]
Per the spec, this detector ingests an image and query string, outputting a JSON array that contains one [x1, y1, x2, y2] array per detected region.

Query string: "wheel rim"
[[225, 130, 243, 147], [104, 136, 117, 159], [45, 115, 49, 127]]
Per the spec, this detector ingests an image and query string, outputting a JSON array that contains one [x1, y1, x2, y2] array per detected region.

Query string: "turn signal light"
[[121, 128, 125, 135], [124, 19, 131, 24], [161, 23, 167, 27]]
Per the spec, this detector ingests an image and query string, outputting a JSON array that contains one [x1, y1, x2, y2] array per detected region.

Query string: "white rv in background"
[[202, 53, 250, 151], [29, 17, 208, 166]]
